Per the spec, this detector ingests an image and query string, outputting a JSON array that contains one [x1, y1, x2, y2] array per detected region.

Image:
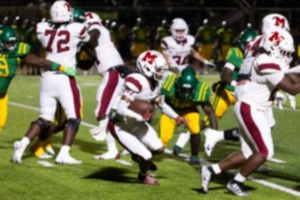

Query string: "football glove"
[[60, 66, 77, 77], [51, 62, 77, 77], [204, 60, 216, 68]]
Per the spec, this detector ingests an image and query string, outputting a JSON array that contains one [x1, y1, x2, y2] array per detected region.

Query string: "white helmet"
[[170, 18, 188, 41], [50, 0, 73, 23], [136, 50, 168, 81], [85, 12, 102, 25], [261, 13, 290, 33], [261, 28, 294, 64]]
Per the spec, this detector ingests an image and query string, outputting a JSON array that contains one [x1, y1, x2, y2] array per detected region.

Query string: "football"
[[129, 99, 155, 115]]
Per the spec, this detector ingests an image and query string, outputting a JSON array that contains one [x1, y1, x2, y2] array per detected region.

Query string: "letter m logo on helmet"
[[269, 31, 284, 45], [142, 52, 158, 65], [273, 16, 286, 29]]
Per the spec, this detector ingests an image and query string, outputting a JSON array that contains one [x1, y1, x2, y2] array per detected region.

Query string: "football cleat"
[[201, 165, 213, 193], [226, 179, 249, 196], [173, 145, 182, 156], [12, 141, 26, 164], [94, 151, 120, 160], [55, 155, 82, 165], [138, 173, 159, 186], [189, 155, 200, 165], [204, 128, 223, 157]]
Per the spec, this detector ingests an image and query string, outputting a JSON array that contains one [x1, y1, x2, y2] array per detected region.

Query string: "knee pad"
[[31, 118, 52, 140], [65, 118, 81, 132]]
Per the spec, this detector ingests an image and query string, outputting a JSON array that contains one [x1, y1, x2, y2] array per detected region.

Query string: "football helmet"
[[136, 50, 168, 81], [72, 5, 86, 23], [261, 13, 290, 33], [0, 25, 18, 53], [85, 12, 102, 26], [175, 67, 198, 101], [50, 0, 73, 23], [261, 28, 294, 64], [238, 28, 257, 51], [170, 18, 188, 41]]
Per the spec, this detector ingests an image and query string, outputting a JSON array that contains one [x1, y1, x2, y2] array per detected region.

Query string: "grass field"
[[1, 73, 300, 200]]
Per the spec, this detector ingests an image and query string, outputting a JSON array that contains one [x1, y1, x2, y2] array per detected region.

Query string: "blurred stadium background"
[[1, 0, 300, 71]]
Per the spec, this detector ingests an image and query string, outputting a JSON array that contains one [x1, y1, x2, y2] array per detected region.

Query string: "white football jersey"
[[237, 53, 284, 108], [36, 22, 90, 69], [161, 35, 195, 72], [86, 15, 124, 74], [239, 35, 263, 75], [122, 73, 160, 102]]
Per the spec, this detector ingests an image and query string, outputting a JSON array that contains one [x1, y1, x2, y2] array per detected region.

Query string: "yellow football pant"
[[0, 94, 8, 131], [203, 85, 236, 127], [218, 44, 231, 62], [160, 107, 200, 147], [198, 44, 213, 60]]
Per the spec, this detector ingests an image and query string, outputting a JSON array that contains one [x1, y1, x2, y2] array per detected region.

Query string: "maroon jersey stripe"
[[69, 78, 81, 119], [240, 102, 269, 158], [97, 70, 120, 116], [125, 76, 142, 91], [258, 63, 281, 71]]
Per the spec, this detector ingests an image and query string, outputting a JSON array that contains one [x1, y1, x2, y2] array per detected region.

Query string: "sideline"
[[8, 101, 300, 197]]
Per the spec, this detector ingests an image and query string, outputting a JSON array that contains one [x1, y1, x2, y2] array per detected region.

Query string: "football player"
[[29, 4, 91, 159], [12, 0, 95, 164], [203, 13, 293, 157], [201, 28, 298, 196], [108, 50, 186, 185], [215, 21, 234, 69], [160, 67, 217, 165], [161, 18, 215, 74], [0, 25, 75, 134], [195, 18, 216, 74], [130, 17, 150, 63], [84, 12, 133, 160]]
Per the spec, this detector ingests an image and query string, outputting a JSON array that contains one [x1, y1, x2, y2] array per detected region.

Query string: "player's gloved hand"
[[60, 66, 77, 77], [211, 81, 222, 93], [51, 62, 77, 77], [142, 109, 154, 121], [204, 60, 216, 68], [175, 117, 188, 127]]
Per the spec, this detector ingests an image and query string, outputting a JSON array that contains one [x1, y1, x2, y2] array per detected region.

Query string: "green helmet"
[[72, 5, 86, 23], [0, 25, 18, 53], [238, 28, 257, 51], [175, 67, 198, 101]]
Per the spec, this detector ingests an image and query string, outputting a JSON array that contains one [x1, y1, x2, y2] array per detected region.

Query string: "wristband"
[[51, 62, 59, 71], [59, 65, 65, 72], [230, 80, 237, 87]]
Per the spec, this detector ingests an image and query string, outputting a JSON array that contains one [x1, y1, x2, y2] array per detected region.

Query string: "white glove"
[[89, 119, 108, 141], [204, 60, 216, 68]]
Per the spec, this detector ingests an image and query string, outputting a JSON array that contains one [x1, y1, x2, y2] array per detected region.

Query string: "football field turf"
[[0, 74, 300, 200]]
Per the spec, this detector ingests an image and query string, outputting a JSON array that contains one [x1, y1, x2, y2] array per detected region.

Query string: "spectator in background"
[[130, 17, 150, 64], [195, 18, 216, 74], [216, 21, 234, 70], [155, 19, 169, 53]]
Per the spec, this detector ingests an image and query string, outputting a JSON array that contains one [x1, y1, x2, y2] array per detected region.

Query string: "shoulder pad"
[[125, 73, 147, 93]]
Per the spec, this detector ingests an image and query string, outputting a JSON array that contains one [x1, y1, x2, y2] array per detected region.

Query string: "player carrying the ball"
[[108, 50, 187, 186]]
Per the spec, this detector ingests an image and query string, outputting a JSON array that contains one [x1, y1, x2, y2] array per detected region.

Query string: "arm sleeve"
[[157, 96, 179, 119]]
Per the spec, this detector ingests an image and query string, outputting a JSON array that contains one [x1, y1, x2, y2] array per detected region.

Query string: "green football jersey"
[[223, 47, 243, 92], [161, 74, 211, 110], [0, 42, 30, 93]]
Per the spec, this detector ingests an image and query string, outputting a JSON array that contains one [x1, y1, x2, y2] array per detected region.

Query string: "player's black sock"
[[224, 127, 240, 141]]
